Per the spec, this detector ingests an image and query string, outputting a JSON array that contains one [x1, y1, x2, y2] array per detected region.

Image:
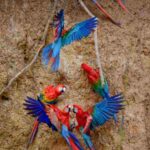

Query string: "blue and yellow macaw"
[[42, 9, 98, 71], [24, 97, 83, 150]]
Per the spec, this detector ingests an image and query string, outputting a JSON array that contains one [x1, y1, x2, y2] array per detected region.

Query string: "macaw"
[[24, 98, 83, 150], [42, 9, 98, 71], [69, 93, 124, 150], [81, 63, 109, 98], [39, 84, 66, 104], [81, 63, 122, 123], [91, 0, 129, 26], [23, 84, 66, 148]]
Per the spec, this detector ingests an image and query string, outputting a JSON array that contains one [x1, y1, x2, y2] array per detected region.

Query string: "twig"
[[0, 1, 58, 96], [78, 0, 105, 85]]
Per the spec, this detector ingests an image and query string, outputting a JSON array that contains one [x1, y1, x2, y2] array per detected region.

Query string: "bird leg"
[[83, 115, 93, 134]]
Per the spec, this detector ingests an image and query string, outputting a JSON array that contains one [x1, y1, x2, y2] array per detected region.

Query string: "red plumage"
[[73, 104, 92, 131], [46, 105, 70, 129], [81, 63, 99, 84], [42, 84, 66, 103]]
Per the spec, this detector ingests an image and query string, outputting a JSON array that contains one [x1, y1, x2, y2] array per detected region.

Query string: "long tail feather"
[[27, 118, 39, 148], [69, 131, 83, 150], [68, 138, 80, 150], [42, 43, 53, 65], [92, 0, 121, 26], [116, 0, 129, 13], [62, 125, 83, 150], [82, 133, 95, 150], [51, 54, 60, 71]]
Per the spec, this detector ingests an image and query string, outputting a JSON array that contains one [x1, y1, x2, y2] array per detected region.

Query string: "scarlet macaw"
[[24, 84, 66, 148], [69, 93, 124, 150], [42, 9, 98, 71], [39, 84, 66, 104], [24, 98, 83, 150]]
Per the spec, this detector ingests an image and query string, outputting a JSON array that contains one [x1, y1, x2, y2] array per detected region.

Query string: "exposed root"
[[0, 0, 58, 97], [78, 0, 105, 85]]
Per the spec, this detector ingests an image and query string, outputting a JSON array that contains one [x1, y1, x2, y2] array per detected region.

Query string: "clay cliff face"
[[0, 0, 150, 149]]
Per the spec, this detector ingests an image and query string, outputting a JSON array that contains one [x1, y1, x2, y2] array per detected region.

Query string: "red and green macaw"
[[42, 9, 98, 71], [91, 0, 129, 26], [69, 93, 124, 150], [24, 98, 83, 150], [81, 63, 123, 123], [24, 84, 66, 148], [81, 63, 109, 98]]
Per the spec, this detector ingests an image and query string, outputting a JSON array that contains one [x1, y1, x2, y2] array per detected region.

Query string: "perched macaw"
[[23, 84, 66, 148], [81, 63, 109, 98], [42, 9, 98, 71], [69, 93, 124, 150], [24, 98, 83, 150], [91, 0, 129, 26], [39, 84, 66, 104], [81, 63, 122, 123]]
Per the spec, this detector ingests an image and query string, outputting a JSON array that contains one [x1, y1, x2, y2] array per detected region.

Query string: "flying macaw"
[[69, 93, 124, 150], [42, 9, 98, 71], [23, 84, 66, 148], [81, 63, 122, 123], [91, 0, 129, 26], [24, 98, 83, 150]]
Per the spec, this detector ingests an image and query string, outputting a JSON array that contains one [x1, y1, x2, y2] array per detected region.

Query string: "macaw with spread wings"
[[42, 9, 98, 71], [81, 63, 124, 123], [23, 84, 67, 148], [24, 97, 83, 150], [68, 93, 124, 150]]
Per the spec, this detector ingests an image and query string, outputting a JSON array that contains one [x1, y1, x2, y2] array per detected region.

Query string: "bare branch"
[[78, 0, 105, 85], [0, 1, 58, 96]]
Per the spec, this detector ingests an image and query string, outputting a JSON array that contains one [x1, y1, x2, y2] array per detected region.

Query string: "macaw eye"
[[62, 87, 66, 92], [58, 87, 66, 93], [73, 107, 78, 113], [64, 105, 71, 112]]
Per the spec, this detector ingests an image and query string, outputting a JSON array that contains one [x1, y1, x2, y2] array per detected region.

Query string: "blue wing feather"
[[82, 133, 94, 149], [42, 43, 54, 65], [51, 54, 60, 71], [42, 38, 61, 70], [62, 17, 98, 46], [24, 97, 57, 131], [91, 93, 124, 129], [53, 9, 64, 38]]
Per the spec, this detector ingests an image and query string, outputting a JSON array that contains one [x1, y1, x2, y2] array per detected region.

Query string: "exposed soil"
[[0, 0, 150, 150]]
